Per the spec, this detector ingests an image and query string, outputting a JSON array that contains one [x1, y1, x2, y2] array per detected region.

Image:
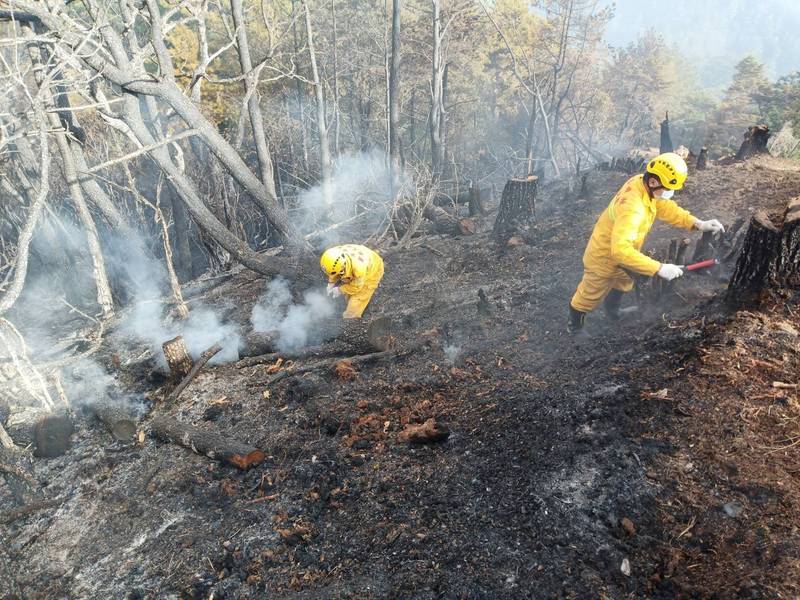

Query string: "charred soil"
[[3, 156, 800, 599]]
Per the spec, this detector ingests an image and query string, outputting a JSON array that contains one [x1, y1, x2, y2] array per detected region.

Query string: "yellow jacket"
[[327, 244, 384, 295], [583, 175, 697, 276]]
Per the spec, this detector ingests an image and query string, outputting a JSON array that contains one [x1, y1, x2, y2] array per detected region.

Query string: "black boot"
[[603, 289, 624, 321], [568, 306, 586, 333]]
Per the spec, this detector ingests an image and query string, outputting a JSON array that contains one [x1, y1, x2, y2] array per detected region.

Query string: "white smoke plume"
[[294, 151, 409, 246], [251, 277, 336, 353]]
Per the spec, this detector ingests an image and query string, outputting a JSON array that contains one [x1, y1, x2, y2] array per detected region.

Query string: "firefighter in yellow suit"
[[320, 244, 384, 319], [569, 152, 725, 332]]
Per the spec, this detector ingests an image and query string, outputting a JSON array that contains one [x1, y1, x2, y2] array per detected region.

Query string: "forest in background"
[[1, 0, 799, 318]]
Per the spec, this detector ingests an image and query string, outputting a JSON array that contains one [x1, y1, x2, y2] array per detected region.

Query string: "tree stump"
[[162, 335, 193, 380], [468, 184, 487, 216], [696, 147, 708, 170], [692, 230, 720, 262], [493, 176, 537, 243], [735, 125, 771, 160], [727, 198, 800, 303], [660, 112, 673, 154]]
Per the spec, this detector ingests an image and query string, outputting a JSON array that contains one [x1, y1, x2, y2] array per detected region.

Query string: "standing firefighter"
[[320, 244, 385, 319], [569, 152, 724, 333]]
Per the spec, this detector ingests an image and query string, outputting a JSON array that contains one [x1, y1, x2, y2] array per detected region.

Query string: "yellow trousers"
[[570, 269, 633, 313], [342, 262, 384, 318]]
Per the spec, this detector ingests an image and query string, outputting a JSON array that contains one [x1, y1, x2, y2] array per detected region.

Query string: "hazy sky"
[[602, 0, 800, 87]]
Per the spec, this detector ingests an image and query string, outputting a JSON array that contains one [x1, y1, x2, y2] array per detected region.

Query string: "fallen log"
[[150, 416, 265, 469], [5, 408, 74, 458], [90, 401, 138, 441], [727, 198, 800, 303], [162, 335, 194, 380], [0, 497, 64, 525], [167, 343, 222, 403], [423, 204, 459, 234], [240, 331, 276, 358], [493, 176, 537, 244]]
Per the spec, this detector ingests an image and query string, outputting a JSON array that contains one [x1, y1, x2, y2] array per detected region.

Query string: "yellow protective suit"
[[570, 174, 697, 313], [327, 244, 384, 318]]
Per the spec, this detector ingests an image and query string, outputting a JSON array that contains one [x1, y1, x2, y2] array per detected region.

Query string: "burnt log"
[[150, 416, 265, 469], [423, 204, 459, 234], [735, 125, 771, 160], [240, 317, 395, 359], [5, 408, 73, 458], [727, 199, 800, 303], [493, 176, 537, 243], [90, 402, 138, 441], [692, 230, 720, 262], [162, 335, 193, 380], [696, 147, 708, 170], [167, 343, 222, 402]]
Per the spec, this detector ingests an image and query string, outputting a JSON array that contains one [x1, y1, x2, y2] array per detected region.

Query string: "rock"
[[620, 517, 636, 537], [399, 418, 450, 444], [506, 235, 525, 248], [621, 558, 631, 577], [723, 501, 744, 518]]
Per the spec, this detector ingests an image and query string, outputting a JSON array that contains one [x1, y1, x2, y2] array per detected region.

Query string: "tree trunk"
[[727, 199, 800, 303], [151, 416, 265, 470], [429, 0, 444, 180], [493, 176, 538, 243], [468, 183, 487, 216], [303, 0, 333, 207], [388, 0, 402, 197], [230, 0, 277, 198], [735, 125, 771, 160]]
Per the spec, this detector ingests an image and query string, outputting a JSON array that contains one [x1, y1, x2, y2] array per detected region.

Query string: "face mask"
[[657, 189, 675, 199]]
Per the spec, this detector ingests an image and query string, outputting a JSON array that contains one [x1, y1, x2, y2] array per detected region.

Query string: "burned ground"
[[2, 156, 800, 599]]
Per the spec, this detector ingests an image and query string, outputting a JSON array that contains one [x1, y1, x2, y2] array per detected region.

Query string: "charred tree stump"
[[162, 335, 193, 380], [692, 230, 720, 262], [150, 416, 265, 469], [660, 112, 673, 154], [727, 199, 800, 303], [721, 217, 748, 264], [696, 147, 708, 170], [5, 408, 74, 458], [493, 176, 537, 244], [468, 184, 487, 216], [665, 239, 691, 296], [90, 402, 138, 441], [735, 125, 771, 160]]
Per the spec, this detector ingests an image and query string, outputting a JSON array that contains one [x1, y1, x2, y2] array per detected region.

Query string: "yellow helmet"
[[320, 247, 352, 278], [646, 152, 688, 190]]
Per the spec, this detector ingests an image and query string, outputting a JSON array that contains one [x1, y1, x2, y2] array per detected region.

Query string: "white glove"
[[694, 218, 725, 234], [326, 283, 342, 298], [657, 263, 684, 281]]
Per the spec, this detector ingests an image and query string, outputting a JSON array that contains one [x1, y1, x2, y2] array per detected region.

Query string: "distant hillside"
[[603, 0, 800, 86]]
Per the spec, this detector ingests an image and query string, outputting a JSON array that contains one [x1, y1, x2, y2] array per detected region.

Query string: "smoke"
[[110, 231, 241, 365], [443, 344, 462, 365], [294, 151, 409, 246], [251, 277, 336, 353]]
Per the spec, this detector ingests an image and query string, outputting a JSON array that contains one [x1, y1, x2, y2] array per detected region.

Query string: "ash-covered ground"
[[3, 156, 800, 599]]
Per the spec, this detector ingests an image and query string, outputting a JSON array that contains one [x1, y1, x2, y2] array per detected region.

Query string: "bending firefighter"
[[320, 244, 384, 319], [569, 152, 724, 333]]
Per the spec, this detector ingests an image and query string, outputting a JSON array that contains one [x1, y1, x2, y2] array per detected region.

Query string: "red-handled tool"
[[683, 258, 719, 271]]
